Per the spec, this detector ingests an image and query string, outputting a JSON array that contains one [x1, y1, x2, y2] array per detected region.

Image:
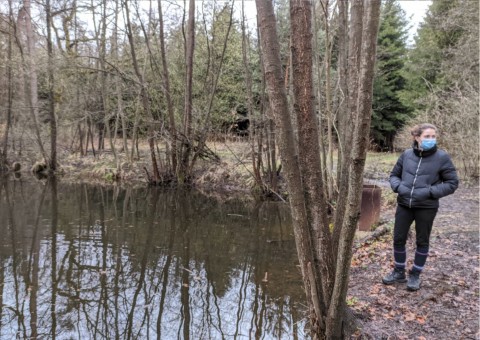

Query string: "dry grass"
[[6, 138, 401, 198]]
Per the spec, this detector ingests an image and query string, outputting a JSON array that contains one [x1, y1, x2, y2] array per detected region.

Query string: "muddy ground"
[[350, 185, 479, 339]]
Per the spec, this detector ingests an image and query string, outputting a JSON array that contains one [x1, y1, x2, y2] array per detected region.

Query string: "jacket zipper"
[[409, 156, 423, 208]]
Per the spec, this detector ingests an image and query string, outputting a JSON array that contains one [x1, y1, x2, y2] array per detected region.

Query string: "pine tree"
[[371, 0, 411, 151], [399, 0, 463, 110], [397, 0, 479, 177]]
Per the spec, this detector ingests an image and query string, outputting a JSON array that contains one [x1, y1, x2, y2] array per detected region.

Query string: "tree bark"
[[255, 0, 324, 332], [332, 0, 364, 257], [178, 0, 196, 182], [46, 0, 57, 172], [0, 0, 14, 172], [112, 1, 129, 161], [257, 0, 381, 338], [291, 0, 335, 320], [321, 0, 335, 200], [327, 1, 381, 338], [158, 0, 177, 173], [22, 0, 47, 163], [124, 0, 161, 183], [336, 0, 349, 182]]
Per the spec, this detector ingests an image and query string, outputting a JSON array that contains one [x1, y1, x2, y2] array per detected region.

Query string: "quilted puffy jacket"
[[389, 144, 459, 208]]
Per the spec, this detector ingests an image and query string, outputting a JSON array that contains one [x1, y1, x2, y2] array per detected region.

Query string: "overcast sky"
[[398, 0, 432, 44]]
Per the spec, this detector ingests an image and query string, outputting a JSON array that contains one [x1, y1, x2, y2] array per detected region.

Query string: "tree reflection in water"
[[0, 179, 308, 339]]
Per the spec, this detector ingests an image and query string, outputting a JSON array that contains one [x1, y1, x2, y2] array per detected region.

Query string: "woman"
[[382, 123, 458, 291]]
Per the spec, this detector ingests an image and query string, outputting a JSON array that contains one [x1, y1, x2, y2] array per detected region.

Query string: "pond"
[[0, 178, 308, 339]]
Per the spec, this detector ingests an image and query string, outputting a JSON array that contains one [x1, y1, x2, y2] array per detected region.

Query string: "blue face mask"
[[421, 138, 436, 150]]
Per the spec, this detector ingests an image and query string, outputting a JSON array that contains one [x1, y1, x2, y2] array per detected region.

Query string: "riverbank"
[[5, 140, 400, 201]]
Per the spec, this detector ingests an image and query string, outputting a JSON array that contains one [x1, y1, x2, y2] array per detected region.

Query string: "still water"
[[0, 178, 307, 339]]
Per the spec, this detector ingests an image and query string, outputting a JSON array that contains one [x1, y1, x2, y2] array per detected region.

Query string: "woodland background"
[[0, 0, 477, 187]]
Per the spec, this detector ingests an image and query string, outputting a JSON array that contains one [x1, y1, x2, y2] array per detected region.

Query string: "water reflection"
[[0, 178, 307, 339]]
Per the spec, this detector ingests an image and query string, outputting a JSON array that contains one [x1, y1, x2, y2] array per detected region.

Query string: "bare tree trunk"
[[321, 0, 335, 199], [327, 2, 381, 338], [255, 0, 324, 332], [178, 0, 196, 182], [257, 0, 381, 337], [336, 0, 349, 183], [112, 1, 129, 161], [158, 0, 177, 173], [312, 4, 329, 204], [241, 1, 265, 192], [333, 0, 364, 254], [97, 0, 118, 167], [124, 0, 161, 183], [46, 0, 57, 172], [257, 26, 279, 193], [22, 0, 47, 163], [0, 0, 14, 172], [291, 0, 336, 330]]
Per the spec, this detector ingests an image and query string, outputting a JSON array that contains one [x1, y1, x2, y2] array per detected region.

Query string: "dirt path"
[[349, 185, 479, 339]]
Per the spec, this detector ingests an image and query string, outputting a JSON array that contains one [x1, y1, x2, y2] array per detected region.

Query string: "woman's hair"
[[410, 123, 437, 138]]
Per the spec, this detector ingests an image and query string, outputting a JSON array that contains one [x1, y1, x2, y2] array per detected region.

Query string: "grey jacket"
[[389, 144, 459, 208]]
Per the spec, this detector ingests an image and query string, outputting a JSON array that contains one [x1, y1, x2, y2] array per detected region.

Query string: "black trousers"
[[393, 204, 438, 248]]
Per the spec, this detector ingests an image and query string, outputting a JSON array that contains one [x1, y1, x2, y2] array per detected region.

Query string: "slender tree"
[[255, 0, 382, 337], [158, 0, 178, 173], [0, 0, 14, 172], [178, 0, 196, 182], [21, 0, 48, 163], [124, 0, 161, 183], [45, 0, 57, 171]]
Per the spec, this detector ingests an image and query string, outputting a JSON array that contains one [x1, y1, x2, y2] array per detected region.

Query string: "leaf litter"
[[349, 186, 479, 339]]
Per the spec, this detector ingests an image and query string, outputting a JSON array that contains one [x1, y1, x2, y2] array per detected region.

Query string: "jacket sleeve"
[[389, 152, 404, 193], [430, 155, 459, 199]]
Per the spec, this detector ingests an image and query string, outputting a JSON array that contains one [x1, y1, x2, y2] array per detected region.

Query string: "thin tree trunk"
[[158, 0, 177, 173], [255, 0, 323, 332], [124, 0, 161, 183], [313, 4, 329, 205], [88, 119, 96, 158], [336, 0, 349, 186], [46, 0, 57, 172], [179, 0, 196, 182], [22, 0, 47, 163], [326, 2, 381, 338], [0, 0, 14, 172], [322, 0, 334, 199], [291, 0, 335, 331], [333, 0, 364, 255], [112, 2, 129, 160]]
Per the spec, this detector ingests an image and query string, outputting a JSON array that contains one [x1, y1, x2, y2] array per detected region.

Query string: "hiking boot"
[[407, 270, 421, 291], [382, 268, 407, 285]]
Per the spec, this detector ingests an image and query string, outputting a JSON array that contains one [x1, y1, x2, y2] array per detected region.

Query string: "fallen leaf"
[[416, 315, 426, 324], [404, 312, 415, 322]]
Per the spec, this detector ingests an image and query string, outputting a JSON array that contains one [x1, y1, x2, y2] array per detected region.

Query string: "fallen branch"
[[354, 221, 393, 251]]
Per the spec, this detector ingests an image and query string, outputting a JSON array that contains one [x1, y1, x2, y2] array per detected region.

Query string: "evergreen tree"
[[397, 0, 479, 177], [371, 0, 411, 150], [399, 0, 464, 110]]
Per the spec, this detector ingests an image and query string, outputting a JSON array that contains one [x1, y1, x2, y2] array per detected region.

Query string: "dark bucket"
[[358, 184, 382, 231]]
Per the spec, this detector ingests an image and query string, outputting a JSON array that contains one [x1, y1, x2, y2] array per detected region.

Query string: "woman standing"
[[382, 123, 459, 291]]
